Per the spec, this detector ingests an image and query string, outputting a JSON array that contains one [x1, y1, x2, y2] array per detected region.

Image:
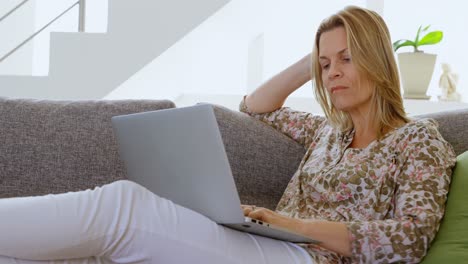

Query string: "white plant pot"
[[397, 52, 437, 99]]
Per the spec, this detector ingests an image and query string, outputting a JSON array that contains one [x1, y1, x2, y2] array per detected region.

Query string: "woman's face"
[[318, 27, 374, 114]]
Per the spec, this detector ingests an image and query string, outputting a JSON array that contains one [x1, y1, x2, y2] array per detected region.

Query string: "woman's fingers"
[[241, 206, 295, 230], [240, 204, 259, 216], [242, 205, 271, 222], [247, 207, 269, 222]]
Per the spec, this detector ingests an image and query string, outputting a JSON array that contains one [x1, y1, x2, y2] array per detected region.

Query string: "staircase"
[[0, 0, 230, 100]]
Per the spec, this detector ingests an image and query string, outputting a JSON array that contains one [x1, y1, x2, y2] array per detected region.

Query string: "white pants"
[[0, 180, 313, 264]]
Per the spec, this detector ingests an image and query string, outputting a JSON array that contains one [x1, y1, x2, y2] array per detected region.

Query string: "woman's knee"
[[96, 180, 158, 217], [104, 180, 150, 196]]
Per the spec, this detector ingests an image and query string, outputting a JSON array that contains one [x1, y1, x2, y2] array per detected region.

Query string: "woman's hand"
[[240, 205, 352, 257], [240, 205, 299, 231]]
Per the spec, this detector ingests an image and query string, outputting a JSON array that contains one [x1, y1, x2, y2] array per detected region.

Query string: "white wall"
[[246, 33, 264, 94], [1, 0, 466, 104], [0, 0, 35, 75], [0, 0, 108, 76], [108, 0, 367, 100], [111, 0, 468, 104], [106, 0, 265, 100], [262, 0, 365, 98], [0, 0, 231, 100], [32, 0, 108, 75]]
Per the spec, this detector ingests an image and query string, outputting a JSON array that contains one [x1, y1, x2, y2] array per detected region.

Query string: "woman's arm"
[[242, 205, 352, 257], [297, 220, 352, 257], [245, 53, 312, 114], [238, 53, 325, 148]]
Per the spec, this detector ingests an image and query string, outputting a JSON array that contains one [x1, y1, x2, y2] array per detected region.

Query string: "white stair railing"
[[0, 0, 30, 23], [0, 0, 86, 63]]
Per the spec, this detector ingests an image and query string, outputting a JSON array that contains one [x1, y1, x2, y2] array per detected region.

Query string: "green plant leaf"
[[422, 25, 431, 32], [393, 39, 416, 52], [418, 31, 443, 46], [415, 25, 423, 43]]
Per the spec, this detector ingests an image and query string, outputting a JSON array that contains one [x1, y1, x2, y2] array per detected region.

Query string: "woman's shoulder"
[[394, 117, 456, 165], [396, 117, 442, 141]]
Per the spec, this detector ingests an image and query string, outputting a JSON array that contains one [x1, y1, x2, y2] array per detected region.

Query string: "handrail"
[[78, 0, 86, 32], [0, 0, 31, 24], [0, 0, 86, 63]]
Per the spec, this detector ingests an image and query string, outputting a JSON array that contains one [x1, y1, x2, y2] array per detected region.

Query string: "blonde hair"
[[311, 6, 409, 138]]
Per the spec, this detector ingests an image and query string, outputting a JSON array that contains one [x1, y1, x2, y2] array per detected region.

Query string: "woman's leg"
[[0, 256, 104, 264], [0, 180, 313, 263]]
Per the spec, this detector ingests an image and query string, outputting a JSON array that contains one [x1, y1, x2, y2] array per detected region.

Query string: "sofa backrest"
[[0, 97, 175, 198], [212, 104, 306, 209], [1, 98, 466, 209]]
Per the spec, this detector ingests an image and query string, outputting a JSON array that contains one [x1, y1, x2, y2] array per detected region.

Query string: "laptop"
[[111, 104, 319, 243]]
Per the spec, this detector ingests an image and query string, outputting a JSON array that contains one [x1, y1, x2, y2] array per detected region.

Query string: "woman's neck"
[[348, 116, 406, 149], [348, 110, 377, 149], [349, 128, 376, 149]]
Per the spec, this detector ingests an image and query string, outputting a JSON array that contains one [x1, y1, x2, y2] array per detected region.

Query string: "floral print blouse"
[[239, 98, 456, 264]]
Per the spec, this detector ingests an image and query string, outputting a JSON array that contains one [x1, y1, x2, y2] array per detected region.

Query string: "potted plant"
[[393, 25, 443, 99]]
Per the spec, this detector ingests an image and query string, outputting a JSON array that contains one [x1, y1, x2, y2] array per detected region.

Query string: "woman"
[[240, 5, 455, 263], [0, 6, 455, 264]]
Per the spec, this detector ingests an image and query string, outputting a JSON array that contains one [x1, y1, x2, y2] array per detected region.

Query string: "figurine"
[[438, 63, 461, 102]]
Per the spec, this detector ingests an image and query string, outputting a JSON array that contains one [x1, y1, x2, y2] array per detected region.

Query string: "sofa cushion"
[[422, 151, 468, 263], [210, 104, 306, 210], [0, 97, 175, 198]]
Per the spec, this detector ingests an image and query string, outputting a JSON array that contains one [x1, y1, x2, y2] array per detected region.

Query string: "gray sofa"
[[1, 97, 467, 262]]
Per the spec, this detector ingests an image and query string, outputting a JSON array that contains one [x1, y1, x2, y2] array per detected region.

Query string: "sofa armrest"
[[211, 104, 306, 210]]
